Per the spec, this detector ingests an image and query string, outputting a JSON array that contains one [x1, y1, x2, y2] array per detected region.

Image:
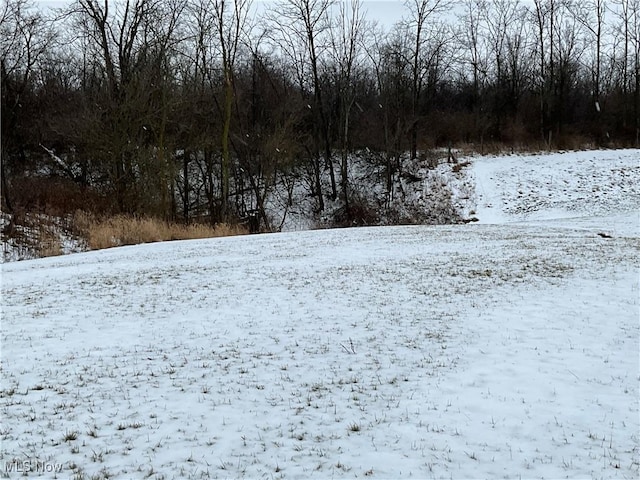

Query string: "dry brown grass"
[[35, 225, 63, 258], [167, 222, 247, 241], [37, 228, 63, 258], [74, 212, 247, 251]]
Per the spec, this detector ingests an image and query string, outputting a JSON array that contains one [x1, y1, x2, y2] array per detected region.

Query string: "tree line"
[[2, 0, 639, 229]]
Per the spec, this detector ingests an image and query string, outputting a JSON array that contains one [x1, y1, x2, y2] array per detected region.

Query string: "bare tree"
[[363, 24, 407, 202], [268, 0, 335, 211], [1, 0, 57, 212], [403, 0, 450, 160], [611, 0, 632, 126], [328, 0, 367, 215], [481, 0, 530, 137], [625, 0, 640, 142], [531, 0, 559, 145], [458, 0, 489, 118], [71, 0, 184, 215], [212, 0, 252, 220], [569, 0, 607, 138]]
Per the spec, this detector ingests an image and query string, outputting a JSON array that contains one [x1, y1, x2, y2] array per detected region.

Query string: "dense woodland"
[[2, 0, 639, 229]]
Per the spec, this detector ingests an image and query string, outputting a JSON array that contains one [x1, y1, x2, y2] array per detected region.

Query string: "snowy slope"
[[1, 150, 639, 479], [471, 149, 640, 235]]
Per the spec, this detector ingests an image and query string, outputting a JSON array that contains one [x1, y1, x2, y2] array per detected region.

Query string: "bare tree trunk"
[[220, 72, 233, 220], [305, 146, 325, 212], [325, 131, 337, 201], [339, 96, 355, 213], [1, 147, 12, 213], [183, 151, 190, 223]]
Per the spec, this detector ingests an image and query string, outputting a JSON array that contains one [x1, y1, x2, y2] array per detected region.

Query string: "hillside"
[[1, 150, 638, 479]]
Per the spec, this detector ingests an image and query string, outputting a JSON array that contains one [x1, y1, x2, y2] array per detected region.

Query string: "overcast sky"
[[34, 0, 409, 29]]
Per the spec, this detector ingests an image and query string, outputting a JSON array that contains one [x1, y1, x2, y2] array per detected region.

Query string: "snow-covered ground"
[[1, 150, 638, 479], [266, 151, 471, 232], [471, 149, 640, 235]]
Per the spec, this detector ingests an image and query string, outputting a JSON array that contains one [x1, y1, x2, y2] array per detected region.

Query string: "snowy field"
[[1, 150, 639, 479]]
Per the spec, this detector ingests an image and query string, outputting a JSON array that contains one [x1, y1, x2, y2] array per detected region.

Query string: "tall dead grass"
[[38, 229, 63, 257], [74, 212, 247, 250]]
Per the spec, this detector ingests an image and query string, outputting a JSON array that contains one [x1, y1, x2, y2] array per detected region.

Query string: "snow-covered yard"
[[1, 150, 638, 479]]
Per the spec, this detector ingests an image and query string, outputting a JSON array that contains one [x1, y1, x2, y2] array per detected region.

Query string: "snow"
[[265, 152, 470, 232], [472, 149, 640, 232], [1, 150, 639, 479]]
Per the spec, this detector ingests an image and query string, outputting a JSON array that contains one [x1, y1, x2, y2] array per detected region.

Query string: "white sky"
[[35, 0, 409, 28]]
